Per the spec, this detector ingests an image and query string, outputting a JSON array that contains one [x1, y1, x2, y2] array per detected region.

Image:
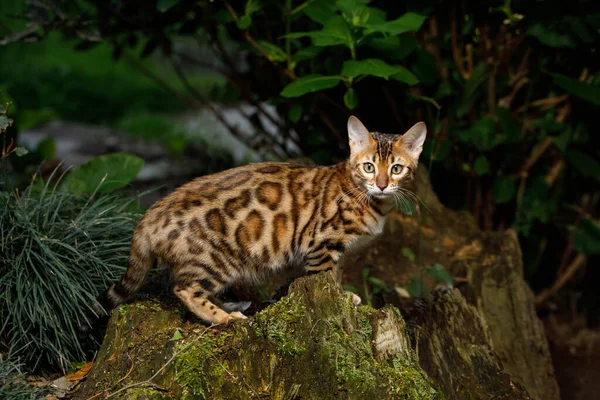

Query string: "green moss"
[[173, 331, 233, 400], [120, 386, 172, 400], [252, 295, 307, 356], [386, 356, 444, 399]]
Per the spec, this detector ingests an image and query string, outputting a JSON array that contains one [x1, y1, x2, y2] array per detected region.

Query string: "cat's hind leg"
[[173, 264, 246, 325]]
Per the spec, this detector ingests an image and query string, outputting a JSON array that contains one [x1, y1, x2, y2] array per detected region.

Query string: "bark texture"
[[75, 272, 440, 399], [342, 168, 559, 400]]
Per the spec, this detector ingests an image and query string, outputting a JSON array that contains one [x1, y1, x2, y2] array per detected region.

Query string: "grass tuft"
[[0, 356, 51, 399], [0, 175, 141, 371]]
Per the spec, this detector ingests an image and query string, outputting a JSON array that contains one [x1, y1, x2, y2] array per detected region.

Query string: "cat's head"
[[347, 115, 426, 199]]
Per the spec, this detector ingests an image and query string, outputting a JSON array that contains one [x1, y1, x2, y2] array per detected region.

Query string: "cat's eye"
[[363, 163, 375, 173], [391, 164, 404, 174]]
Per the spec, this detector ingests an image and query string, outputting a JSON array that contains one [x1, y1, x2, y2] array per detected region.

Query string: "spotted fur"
[[101, 116, 426, 325]]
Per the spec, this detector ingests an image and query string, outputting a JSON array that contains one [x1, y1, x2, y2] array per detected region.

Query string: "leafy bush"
[[117, 112, 190, 154], [0, 175, 141, 370], [0, 356, 50, 400], [2, 0, 599, 309]]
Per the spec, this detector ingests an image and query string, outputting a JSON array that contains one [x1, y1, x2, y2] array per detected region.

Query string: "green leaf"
[[493, 176, 516, 204], [427, 263, 453, 286], [293, 46, 323, 63], [257, 41, 287, 62], [281, 75, 342, 98], [36, 137, 56, 160], [288, 105, 303, 123], [406, 276, 426, 298], [391, 68, 419, 85], [342, 59, 397, 79], [553, 128, 571, 152], [495, 107, 521, 142], [17, 108, 59, 131], [366, 36, 417, 60], [303, 2, 337, 24], [364, 12, 427, 35], [474, 155, 489, 175], [527, 23, 575, 48], [553, 74, 600, 106], [171, 330, 183, 341], [14, 147, 28, 157], [341, 59, 418, 84], [566, 150, 600, 181], [336, 0, 371, 27], [157, 0, 179, 12], [457, 62, 487, 117], [0, 114, 12, 130], [434, 82, 453, 99], [455, 117, 498, 151], [284, 16, 353, 49], [411, 49, 439, 85], [573, 218, 600, 254], [237, 15, 252, 29], [64, 152, 144, 194], [368, 276, 387, 294], [344, 88, 359, 110], [401, 247, 416, 261]]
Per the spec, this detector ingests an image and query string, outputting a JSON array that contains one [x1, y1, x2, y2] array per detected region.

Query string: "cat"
[[98, 116, 426, 325]]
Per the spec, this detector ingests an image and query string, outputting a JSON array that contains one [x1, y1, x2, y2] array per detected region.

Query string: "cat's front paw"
[[345, 291, 362, 306]]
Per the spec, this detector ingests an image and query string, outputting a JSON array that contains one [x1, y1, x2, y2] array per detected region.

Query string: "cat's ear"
[[400, 122, 427, 159], [348, 116, 374, 153]]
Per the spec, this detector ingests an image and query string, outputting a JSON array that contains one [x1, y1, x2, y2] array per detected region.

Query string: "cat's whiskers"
[[397, 188, 431, 214], [392, 191, 414, 217], [336, 187, 366, 205]]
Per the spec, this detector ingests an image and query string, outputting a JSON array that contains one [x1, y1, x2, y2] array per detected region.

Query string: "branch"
[[535, 254, 587, 306], [451, 3, 469, 80]]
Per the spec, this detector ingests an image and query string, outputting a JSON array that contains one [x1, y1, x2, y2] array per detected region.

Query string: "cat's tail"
[[95, 234, 154, 316]]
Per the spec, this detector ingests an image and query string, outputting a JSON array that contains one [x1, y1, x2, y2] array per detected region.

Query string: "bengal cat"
[[99, 116, 426, 325]]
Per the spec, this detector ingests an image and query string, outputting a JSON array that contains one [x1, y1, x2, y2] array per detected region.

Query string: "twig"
[[451, 3, 469, 80], [545, 159, 564, 186], [515, 94, 568, 113], [122, 52, 202, 110], [424, 17, 448, 82], [488, 64, 497, 113], [105, 324, 215, 398], [512, 137, 553, 181], [209, 35, 298, 148], [535, 254, 587, 306]]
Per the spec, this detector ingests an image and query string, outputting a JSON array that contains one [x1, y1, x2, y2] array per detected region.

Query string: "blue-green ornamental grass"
[[0, 356, 51, 399], [0, 174, 141, 371]]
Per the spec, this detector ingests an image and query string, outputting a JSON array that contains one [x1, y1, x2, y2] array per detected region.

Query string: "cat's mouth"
[[367, 189, 395, 200]]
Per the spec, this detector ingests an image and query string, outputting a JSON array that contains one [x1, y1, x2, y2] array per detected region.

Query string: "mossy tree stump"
[[76, 272, 441, 399]]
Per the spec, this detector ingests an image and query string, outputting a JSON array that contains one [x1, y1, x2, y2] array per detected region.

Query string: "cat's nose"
[[376, 183, 386, 191]]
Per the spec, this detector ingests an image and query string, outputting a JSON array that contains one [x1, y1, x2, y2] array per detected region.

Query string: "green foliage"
[[0, 357, 50, 399], [2, 0, 599, 312], [63, 153, 144, 195], [406, 276, 426, 298], [0, 175, 141, 370], [117, 112, 190, 154], [281, 75, 343, 98], [427, 264, 453, 287], [573, 218, 600, 255], [0, 29, 228, 126]]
